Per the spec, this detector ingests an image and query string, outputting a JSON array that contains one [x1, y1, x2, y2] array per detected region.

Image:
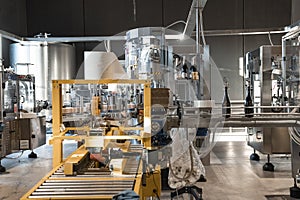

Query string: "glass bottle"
[[181, 63, 188, 79], [189, 65, 199, 80], [245, 84, 254, 117], [222, 82, 231, 118]]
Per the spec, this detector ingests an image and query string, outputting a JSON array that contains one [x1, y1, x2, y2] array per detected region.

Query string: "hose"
[[288, 105, 300, 145], [165, 20, 187, 29], [3, 150, 24, 159], [169, 143, 194, 181], [268, 32, 274, 46]]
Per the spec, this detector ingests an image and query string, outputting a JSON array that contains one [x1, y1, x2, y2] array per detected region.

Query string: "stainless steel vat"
[[9, 42, 76, 101]]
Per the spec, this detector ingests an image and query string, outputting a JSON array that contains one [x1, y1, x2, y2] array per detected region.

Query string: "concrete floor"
[[0, 140, 296, 200]]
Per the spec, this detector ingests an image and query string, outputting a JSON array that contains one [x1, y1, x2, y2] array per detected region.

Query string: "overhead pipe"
[[24, 36, 126, 43], [0, 28, 288, 44], [0, 29, 23, 42]]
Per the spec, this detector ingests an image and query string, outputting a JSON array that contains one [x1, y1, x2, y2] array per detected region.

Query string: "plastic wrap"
[[168, 128, 205, 189]]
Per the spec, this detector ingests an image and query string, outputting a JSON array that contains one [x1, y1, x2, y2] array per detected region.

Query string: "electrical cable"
[[3, 150, 24, 159], [169, 143, 194, 181], [268, 32, 274, 46], [175, 188, 183, 200], [154, 192, 160, 200], [151, 171, 161, 200], [288, 105, 300, 145], [165, 20, 187, 29], [289, 127, 300, 146]]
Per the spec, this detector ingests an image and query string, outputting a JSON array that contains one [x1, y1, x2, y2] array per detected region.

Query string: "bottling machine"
[[282, 25, 300, 198], [245, 45, 297, 171], [241, 26, 300, 197], [20, 27, 219, 200]]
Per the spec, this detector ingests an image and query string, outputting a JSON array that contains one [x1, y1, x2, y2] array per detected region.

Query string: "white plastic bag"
[[168, 128, 205, 189]]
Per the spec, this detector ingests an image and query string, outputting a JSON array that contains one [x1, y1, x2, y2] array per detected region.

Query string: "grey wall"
[[25, 0, 192, 78], [0, 0, 27, 66], [0, 0, 27, 36], [26, 0, 84, 37], [204, 0, 291, 99]]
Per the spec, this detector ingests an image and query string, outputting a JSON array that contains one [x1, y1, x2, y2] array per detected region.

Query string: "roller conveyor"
[[23, 166, 139, 199], [21, 145, 144, 200]]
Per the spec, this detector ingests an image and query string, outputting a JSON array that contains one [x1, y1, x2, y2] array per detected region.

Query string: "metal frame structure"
[[20, 79, 162, 200], [50, 79, 151, 167]]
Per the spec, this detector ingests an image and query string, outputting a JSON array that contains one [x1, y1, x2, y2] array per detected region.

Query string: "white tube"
[[288, 105, 300, 145], [289, 127, 300, 146], [268, 32, 274, 46]]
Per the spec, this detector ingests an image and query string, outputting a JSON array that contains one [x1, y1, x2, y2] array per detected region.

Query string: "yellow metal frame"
[[63, 147, 90, 175], [21, 79, 158, 200], [51, 79, 151, 167]]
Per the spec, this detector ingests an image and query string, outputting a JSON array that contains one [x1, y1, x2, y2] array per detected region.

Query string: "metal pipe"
[[201, 28, 287, 37], [195, 0, 200, 53], [0, 34, 2, 60], [23, 28, 289, 43], [214, 105, 300, 109], [0, 26, 289, 45], [0, 29, 23, 42], [0, 35, 3, 123], [221, 119, 300, 127], [282, 26, 300, 41], [282, 38, 287, 107], [25, 36, 126, 43]]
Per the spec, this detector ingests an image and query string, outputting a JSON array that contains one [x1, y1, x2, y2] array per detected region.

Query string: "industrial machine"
[[0, 68, 46, 172], [281, 25, 300, 198], [20, 27, 220, 200], [16, 24, 300, 199], [245, 45, 298, 171], [237, 25, 300, 198], [1, 0, 299, 199]]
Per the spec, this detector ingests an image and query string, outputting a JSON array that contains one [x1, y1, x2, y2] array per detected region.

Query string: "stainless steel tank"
[[9, 42, 76, 101]]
